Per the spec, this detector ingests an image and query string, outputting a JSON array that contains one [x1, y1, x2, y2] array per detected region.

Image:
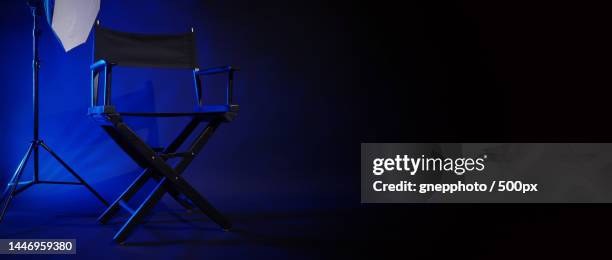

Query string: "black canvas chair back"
[[94, 25, 197, 68], [89, 22, 239, 243]]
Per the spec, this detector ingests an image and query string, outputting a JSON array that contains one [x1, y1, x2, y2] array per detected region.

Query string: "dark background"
[[0, 0, 611, 258]]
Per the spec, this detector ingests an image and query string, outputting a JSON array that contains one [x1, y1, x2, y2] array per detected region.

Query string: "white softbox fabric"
[[47, 0, 100, 52]]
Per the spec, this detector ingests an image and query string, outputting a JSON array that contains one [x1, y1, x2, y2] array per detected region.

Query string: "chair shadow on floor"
[[119, 208, 353, 249]]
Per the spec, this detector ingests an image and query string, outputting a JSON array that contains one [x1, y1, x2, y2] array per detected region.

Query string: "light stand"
[[0, 0, 108, 222]]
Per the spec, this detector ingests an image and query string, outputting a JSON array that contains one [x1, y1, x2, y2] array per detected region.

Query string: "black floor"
[[0, 172, 357, 259], [2, 172, 611, 259]]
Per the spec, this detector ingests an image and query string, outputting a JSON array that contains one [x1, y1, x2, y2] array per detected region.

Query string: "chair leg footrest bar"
[[118, 201, 135, 214]]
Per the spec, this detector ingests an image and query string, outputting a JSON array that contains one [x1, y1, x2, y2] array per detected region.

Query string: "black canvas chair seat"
[[89, 104, 239, 118], [89, 22, 239, 243]]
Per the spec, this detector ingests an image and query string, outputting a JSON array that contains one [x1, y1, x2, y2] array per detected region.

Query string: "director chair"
[[88, 22, 238, 243]]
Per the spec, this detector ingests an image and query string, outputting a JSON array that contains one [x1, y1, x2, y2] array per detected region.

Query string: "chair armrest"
[[90, 59, 108, 71], [195, 65, 240, 76], [90, 59, 113, 108], [193, 65, 239, 107]]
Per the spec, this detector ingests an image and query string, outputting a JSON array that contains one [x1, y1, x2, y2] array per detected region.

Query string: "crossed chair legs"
[[97, 114, 232, 243]]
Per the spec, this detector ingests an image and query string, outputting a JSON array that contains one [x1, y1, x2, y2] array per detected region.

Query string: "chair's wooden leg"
[[154, 121, 235, 228], [144, 120, 232, 230], [98, 169, 151, 224], [105, 115, 231, 243], [113, 175, 230, 244], [98, 168, 194, 225], [164, 176, 232, 230], [113, 179, 167, 244], [99, 118, 202, 224], [149, 118, 201, 211]]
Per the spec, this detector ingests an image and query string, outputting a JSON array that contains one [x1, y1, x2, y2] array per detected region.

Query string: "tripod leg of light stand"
[[2, 148, 31, 196], [33, 141, 39, 183], [0, 143, 35, 222], [12, 181, 35, 196], [38, 142, 109, 206]]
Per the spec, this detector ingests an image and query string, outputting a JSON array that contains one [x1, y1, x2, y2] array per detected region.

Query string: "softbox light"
[[45, 0, 100, 52]]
